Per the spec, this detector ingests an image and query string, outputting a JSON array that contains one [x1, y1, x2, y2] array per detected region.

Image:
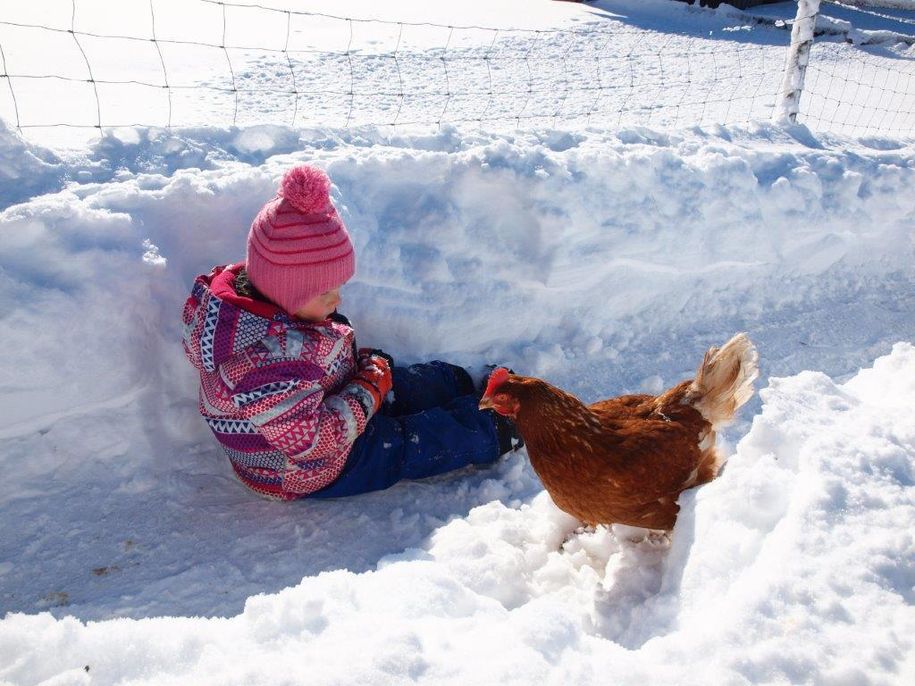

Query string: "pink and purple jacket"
[[181, 263, 376, 499]]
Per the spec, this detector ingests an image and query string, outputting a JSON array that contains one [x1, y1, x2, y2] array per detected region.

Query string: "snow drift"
[[1, 342, 913, 685], [0, 115, 913, 685]]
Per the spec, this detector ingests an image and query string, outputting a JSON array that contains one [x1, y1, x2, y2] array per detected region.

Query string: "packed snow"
[[1, 1, 914, 685]]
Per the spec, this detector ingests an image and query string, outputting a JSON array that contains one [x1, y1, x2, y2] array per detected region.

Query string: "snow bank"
[[1, 1, 913, 682], [2, 343, 912, 686], [0, 122, 913, 628], [2, 123, 913, 435]]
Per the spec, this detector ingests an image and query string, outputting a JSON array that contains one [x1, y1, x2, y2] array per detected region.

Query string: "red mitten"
[[358, 347, 394, 367], [352, 351, 393, 412]]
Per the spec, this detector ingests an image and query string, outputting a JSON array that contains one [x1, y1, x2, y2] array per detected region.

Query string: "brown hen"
[[479, 333, 758, 530]]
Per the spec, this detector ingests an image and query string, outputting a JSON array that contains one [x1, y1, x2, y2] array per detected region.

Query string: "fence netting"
[[799, 40, 915, 135], [0, 0, 912, 146]]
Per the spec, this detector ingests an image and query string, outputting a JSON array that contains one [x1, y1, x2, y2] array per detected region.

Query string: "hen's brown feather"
[[486, 335, 757, 530]]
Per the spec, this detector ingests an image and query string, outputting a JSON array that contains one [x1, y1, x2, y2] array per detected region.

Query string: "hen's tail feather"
[[687, 333, 759, 430]]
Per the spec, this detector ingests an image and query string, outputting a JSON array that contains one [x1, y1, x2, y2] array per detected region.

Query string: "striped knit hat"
[[246, 164, 355, 315]]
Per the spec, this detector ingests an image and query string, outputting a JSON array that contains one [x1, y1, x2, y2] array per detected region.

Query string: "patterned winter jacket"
[[181, 263, 376, 499]]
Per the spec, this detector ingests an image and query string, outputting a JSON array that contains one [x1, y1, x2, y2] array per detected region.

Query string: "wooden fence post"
[[774, 0, 822, 124]]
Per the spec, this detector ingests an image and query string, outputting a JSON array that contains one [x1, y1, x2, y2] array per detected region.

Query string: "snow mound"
[[1, 124, 913, 435], [0, 123, 913, 630], [2, 343, 913, 685]]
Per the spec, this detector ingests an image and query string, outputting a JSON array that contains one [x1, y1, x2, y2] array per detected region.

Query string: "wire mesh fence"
[[799, 40, 915, 135], [0, 0, 912, 147]]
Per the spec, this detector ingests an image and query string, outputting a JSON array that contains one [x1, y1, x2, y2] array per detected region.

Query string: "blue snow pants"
[[309, 361, 501, 498]]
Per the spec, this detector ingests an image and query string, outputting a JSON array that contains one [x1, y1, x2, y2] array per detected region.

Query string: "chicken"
[[479, 333, 759, 530]]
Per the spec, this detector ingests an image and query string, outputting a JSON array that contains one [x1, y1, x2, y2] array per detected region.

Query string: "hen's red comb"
[[483, 367, 511, 398]]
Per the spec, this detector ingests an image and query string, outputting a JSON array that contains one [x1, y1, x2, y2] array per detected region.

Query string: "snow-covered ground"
[[3, 342, 913, 684], [0, 1, 914, 685], [1, 0, 914, 147]]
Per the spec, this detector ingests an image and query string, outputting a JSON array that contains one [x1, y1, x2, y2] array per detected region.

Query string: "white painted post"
[[774, 0, 822, 124]]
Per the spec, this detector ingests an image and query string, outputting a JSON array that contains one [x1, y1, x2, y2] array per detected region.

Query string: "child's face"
[[294, 287, 342, 322]]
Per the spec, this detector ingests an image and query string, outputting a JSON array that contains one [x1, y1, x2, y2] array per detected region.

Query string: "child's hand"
[[358, 347, 394, 368], [353, 351, 393, 412]]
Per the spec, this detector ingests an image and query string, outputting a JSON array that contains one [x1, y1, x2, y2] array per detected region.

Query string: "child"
[[182, 163, 520, 500]]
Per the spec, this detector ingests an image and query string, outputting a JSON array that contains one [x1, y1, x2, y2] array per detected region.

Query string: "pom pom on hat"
[[280, 164, 332, 214]]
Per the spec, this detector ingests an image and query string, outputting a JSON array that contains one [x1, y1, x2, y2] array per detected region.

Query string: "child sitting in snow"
[[182, 163, 520, 499]]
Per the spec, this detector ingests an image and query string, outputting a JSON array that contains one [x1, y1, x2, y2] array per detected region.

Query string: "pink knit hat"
[[246, 164, 355, 314]]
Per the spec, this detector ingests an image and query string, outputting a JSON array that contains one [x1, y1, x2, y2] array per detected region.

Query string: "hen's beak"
[[478, 396, 493, 411]]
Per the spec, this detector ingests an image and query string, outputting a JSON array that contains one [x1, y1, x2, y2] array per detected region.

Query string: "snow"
[[2, 345, 913, 685], [1, 1, 914, 685], [2, 0, 914, 146]]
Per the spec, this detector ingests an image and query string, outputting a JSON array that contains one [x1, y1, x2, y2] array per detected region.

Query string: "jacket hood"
[[182, 263, 288, 373]]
